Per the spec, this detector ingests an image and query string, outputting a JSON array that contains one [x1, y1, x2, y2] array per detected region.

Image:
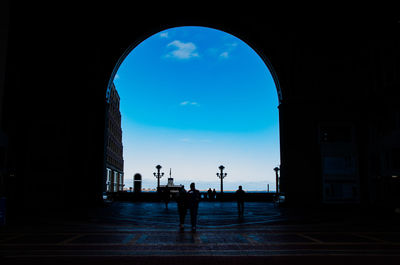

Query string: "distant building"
[[105, 83, 124, 192], [159, 177, 183, 194], [158, 169, 183, 195]]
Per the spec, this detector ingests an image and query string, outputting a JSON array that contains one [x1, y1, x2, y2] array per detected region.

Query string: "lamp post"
[[153, 165, 164, 190], [273, 166, 280, 195], [216, 165, 227, 194]]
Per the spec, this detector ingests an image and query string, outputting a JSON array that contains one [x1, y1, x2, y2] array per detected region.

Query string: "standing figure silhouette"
[[207, 188, 212, 201], [187, 182, 201, 232], [235, 185, 246, 217], [176, 185, 187, 231]]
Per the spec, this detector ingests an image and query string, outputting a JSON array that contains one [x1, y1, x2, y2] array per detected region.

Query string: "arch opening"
[[105, 26, 282, 195]]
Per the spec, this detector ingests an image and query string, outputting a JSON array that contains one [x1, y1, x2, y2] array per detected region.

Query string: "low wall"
[[107, 192, 277, 202]]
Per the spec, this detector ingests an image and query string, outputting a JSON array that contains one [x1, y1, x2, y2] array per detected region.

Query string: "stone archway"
[[3, 4, 397, 211]]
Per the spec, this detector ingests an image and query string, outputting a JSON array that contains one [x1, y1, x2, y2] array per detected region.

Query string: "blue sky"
[[113, 26, 280, 191]]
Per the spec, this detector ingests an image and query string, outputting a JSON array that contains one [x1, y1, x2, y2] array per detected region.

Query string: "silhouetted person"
[[164, 188, 170, 210], [207, 188, 212, 201], [235, 185, 245, 217], [212, 189, 217, 200], [187, 182, 201, 232], [176, 186, 187, 231]]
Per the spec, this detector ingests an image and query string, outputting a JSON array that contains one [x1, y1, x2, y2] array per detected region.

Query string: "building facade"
[[105, 83, 124, 192]]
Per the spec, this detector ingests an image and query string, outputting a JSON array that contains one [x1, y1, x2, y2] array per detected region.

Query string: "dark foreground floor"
[[1, 201, 400, 265]]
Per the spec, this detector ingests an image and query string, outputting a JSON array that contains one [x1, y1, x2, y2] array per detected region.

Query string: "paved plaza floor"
[[1, 201, 400, 264]]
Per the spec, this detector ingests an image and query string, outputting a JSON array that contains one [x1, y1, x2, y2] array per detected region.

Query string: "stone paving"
[[1, 201, 400, 264]]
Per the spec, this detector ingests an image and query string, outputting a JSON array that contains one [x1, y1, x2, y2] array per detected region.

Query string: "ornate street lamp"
[[153, 164, 164, 190], [273, 166, 280, 195], [216, 165, 227, 194]]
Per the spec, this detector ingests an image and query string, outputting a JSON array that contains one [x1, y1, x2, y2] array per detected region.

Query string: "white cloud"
[[180, 101, 199, 106], [227, 42, 238, 48], [166, 40, 199, 59], [218, 42, 238, 59], [159, 32, 169, 38], [114, 73, 120, 80], [219, 52, 229, 59]]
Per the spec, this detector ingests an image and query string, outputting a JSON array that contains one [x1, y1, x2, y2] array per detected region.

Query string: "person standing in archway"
[[187, 182, 201, 232], [163, 188, 171, 210], [235, 185, 246, 217], [176, 185, 187, 231], [212, 189, 217, 200], [207, 188, 212, 201]]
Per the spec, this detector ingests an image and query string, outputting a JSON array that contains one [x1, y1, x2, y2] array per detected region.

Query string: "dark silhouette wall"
[[0, 3, 399, 214]]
